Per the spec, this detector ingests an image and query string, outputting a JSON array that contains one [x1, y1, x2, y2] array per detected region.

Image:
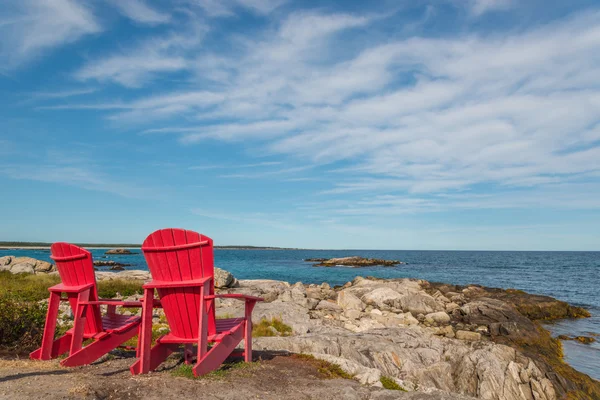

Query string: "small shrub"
[[0, 295, 47, 351], [380, 376, 406, 391], [252, 317, 293, 337]]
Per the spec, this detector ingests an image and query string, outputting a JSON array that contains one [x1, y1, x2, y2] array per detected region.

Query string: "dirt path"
[[0, 352, 403, 400]]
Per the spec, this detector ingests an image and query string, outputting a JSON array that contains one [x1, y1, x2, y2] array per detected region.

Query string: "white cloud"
[[42, 8, 600, 212], [75, 23, 205, 87], [0, 0, 100, 69], [469, 0, 514, 16], [107, 0, 170, 25], [191, 0, 287, 17]]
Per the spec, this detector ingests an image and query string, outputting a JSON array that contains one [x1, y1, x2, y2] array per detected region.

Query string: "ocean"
[[2, 248, 598, 380]]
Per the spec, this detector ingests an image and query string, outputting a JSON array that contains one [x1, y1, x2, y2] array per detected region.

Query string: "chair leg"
[[244, 319, 252, 363], [32, 291, 61, 360], [130, 342, 178, 375], [184, 344, 194, 364], [137, 288, 156, 374], [193, 324, 243, 377]]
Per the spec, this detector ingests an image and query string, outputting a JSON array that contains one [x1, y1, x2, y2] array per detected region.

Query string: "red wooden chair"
[[130, 228, 263, 376], [30, 243, 143, 366]]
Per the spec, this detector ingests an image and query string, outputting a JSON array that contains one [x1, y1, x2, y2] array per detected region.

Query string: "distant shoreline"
[[0, 243, 300, 251]]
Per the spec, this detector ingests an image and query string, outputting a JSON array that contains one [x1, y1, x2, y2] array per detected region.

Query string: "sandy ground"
[[0, 351, 390, 400]]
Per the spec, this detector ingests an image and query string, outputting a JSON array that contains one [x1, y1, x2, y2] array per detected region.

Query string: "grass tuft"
[[252, 317, 293, 337], [171, 360, 259, 379], [380, 376, 406, 391], [293, 354, 353, 379]]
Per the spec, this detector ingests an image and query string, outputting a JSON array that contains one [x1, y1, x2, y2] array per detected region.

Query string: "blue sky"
[[1, 0, 600, 250]]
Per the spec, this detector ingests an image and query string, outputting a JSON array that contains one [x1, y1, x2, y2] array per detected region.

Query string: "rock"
[[337, 291, 365, 311], [361, 288, 403, 310], [33, 260, 56, 273], [214, 267, 238, 288], [399, 293, 444, 315], [104, 248, 134, 255], [252, 301, 311, 334], [0, 256, 12, 266], [344, 309, 362, 320], [316, 300, 342, 312], [311, 256, 403, 267], [95, 270, 151, 281], [459, 298, 537, 339], [558, 335, 596, 344], [435, 325, 455, 338], [109, 265, 125, 271], [10, 262, 35, 274], [425, 312, 451, 325], [455, 330, 481, 341], [93, 260, 131, 267]]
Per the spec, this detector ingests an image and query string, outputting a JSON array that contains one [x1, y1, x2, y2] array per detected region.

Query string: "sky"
[[1, 0, 600, 250]]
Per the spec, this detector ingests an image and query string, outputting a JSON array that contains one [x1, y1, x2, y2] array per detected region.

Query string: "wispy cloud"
[[0, 0, 100, 70], [107, 0, 171, 25], [74, 22, 205, 87], [468, 0, 514, 16], [191, 0, 288, 17], [29, 6, 600, 216]]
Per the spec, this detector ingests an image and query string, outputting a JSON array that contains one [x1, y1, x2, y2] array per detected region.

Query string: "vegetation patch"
[[171, 360, 259, 379], [252, 317, 293, 337], [97, 280, 143, 298], [293, 354, 353, 380], [380, 376, 406, 391], [0, 295, 47, 351]]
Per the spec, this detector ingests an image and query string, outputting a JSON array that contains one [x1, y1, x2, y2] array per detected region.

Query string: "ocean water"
[[2, 248, 598, 380]]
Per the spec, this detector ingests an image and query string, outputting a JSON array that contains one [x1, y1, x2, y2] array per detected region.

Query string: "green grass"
[[380, 376, 406, 391], [97, 280, 144, 298], [293, 354, 354, 380], [0, 271, 144, 301], [0, 271, 61, 302], [252, 317, 293, 337], [171, 360, 259, 379]]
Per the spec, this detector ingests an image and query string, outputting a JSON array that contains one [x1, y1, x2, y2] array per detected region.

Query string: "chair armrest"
[[143, 277, 212, 289], [205, 294, 264, 302], [48, 283, 95, 294]]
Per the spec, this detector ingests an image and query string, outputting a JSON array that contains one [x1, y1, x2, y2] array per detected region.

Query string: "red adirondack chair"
[[130, 228, 263, 376], [30, 243, 143, 366]]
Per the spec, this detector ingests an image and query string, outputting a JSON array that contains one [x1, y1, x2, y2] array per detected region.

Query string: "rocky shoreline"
[[1, 256, 598, 399]]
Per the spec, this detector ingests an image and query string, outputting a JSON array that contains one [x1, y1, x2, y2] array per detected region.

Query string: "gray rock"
[[399, 293, 444, 316], [10, 262, 36, 274], [362, 288, 403, 310], [316, 300, 343, 312], [425, 312, 451, 325], [338, 290, 365, 311], [455, 330, 481, 341], [214, 267, 237, 288]]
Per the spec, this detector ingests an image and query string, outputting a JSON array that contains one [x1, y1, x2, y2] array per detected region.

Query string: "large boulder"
[[459, 298, 537, 339], [214, 267, 238, 288], [399, 293, 444, 315], [337, 291, 365, 311], [361, 288, 403, 309], [10, 262, 36, 274]]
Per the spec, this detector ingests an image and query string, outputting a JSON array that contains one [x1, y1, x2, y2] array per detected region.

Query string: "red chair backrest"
[[50, 243, 103, 334], [141, 228, 216, 339]]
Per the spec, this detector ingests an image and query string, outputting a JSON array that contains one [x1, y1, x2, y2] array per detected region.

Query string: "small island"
[[306, 256, 404, 267], [105, 248, 135, 255]]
